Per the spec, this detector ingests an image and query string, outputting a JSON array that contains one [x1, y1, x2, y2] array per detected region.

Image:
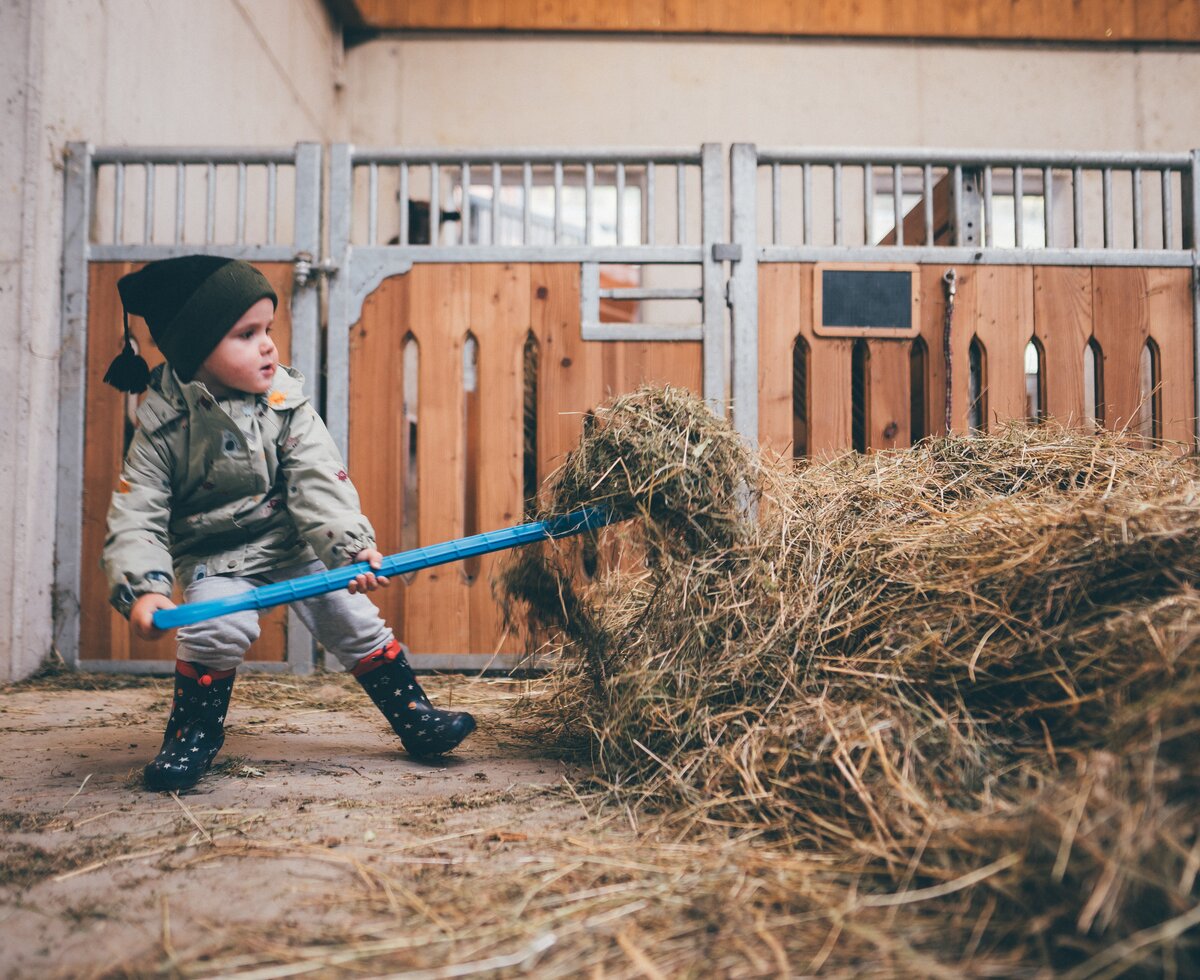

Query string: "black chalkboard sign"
[[813, 264, 919, 338]]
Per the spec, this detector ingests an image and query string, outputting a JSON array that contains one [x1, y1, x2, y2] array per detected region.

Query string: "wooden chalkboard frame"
[[812, 262, 921, 339]]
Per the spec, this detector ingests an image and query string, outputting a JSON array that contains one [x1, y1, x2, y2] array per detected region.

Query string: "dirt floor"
[[1, 670, 680, 979]]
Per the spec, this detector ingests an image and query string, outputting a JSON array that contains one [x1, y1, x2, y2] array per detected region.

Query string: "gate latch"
[[293, 252, 338, 288]]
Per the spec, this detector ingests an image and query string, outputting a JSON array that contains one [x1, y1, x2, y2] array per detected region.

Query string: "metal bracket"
[[712, 243, 742, 262], [293, 251, 339, 288]]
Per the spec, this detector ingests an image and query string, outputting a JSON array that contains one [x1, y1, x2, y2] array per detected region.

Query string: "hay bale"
[[501, 384, 1200, 975]]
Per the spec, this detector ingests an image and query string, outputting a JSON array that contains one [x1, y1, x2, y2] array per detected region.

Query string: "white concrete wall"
[[345, 36, 1200, 152], [0, 0, 343, 682]]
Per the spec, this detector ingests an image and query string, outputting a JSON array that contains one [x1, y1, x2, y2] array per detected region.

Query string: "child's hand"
[[349, 549, 390, 594], [130, 593, 177, 641]]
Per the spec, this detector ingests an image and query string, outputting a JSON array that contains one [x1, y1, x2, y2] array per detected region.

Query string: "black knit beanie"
[[104, 256, 278, 392]]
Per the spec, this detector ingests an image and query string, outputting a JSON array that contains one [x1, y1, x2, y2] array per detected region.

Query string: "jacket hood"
[[136, 363, 308, 434]]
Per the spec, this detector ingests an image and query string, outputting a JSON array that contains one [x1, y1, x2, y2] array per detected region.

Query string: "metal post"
[[54, 142, 93, 669], [729, 144, 758, 442], [1190, 150, 1200, 451], [326, 143, 354, 461], [700, 143, 725, 415]]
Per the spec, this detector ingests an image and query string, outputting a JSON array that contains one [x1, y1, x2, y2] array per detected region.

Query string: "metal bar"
[[54, 142, 92, 669], [585, 161, 594, 245], [893, 163, 904, 247], [1073, 166, 1084, 247], [94, 146, 301, 165], [429, 162, 440, 246], [581, 323, 704, 341], [341, 243, 703, 264], [757, 147, 1193, 168], [923, 165, 933, 245], [236, 162, 247, 244], [833, 163, 843, 245], [553, 161, 563, 244], [729, 143, 759, 441], [461, 162, 471, 245], [757, 243, 1194, 267], [1163, 168, 1174, 250], [953, 165, 963, 247], [772, 162, 782, 245], [174, 162, 185, 244], [864, 162, 874, 245], [522, 161, 533, 245], [339, 146, 703, 166], [599, 286, 703, 300], [367, 162, 379, 245], [266, 162, 277, 245], [1190, 150, 1200, 450], [1043, 165, 1054, 248], [676, 163, 686, 243], [645, 160, 655, 244], [143, 163, 155, 243], [90, 244, 299, 262], [1103, 167, 1114, 248], [327, 143, 355, 460], [1014, 165, 1024, 249], [113, 162, 125, 244], [1132, 167, 1143, 249], [615, 161, 625, 245], [399, 162, 409, 245], [205, 162, 216, 243], [983, 166, 994, 248], [803, 163, 813, 245], [700, 142, 725, 413], [492, 162, 502, 245]]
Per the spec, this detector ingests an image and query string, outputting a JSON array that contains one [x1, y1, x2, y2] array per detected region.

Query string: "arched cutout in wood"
[[1137, 338, 1162, 441], [792, 335, 810, 458], [401, 333, 420, 557], [522, 330, 540, 516], [1083, 337, 1104, 430], [851, 339, 870, 453], [968, 336, 988, 434], [1024, 337, 1046, 423], [909, 336, 928, 443], [462, 332, 480, 582]]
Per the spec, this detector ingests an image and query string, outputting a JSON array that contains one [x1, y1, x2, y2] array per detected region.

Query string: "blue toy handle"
[[152, 506, 615, 630]]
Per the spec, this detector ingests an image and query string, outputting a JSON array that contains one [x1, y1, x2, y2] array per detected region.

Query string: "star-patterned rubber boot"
[[352, 640, 476, 758], [143, 660, 236, 792]]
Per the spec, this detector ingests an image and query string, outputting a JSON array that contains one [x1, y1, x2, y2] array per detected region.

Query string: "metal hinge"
[[293, 252, 338, 287], [712, 243, 742, 262]]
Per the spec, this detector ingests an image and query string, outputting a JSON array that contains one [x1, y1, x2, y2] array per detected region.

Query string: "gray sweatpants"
[[176, 560, 393, 672]]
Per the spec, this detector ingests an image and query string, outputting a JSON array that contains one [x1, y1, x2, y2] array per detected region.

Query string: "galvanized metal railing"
[[56, 142, 323, 675], [326, 144, 727, 459]]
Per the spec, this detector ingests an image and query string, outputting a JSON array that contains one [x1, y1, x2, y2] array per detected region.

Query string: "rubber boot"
[[144, 660, 235, 792], [353, 640, 476, 757]]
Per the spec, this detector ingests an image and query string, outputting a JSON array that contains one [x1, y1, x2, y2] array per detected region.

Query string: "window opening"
[[401, 335, 420, 556], [1137, 339, 1161, 441]]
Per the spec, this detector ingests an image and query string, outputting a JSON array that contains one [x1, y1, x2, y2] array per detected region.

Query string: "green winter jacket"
[[101, 363, 376, 617]]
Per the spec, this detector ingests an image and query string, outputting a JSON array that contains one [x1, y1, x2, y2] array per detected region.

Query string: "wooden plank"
[[1034, 266, 1092, 426], [82, 262, 291, 663], [757, 263, 799, 454], [1092, 267, 1151, 434], [866, 339, 911, 450], [468, 263, 530, 657], [350, 270, 409, 640], [1146, 267, 1195, 447], [405, 264, 472, 655], [349, 0, 1200, 42], [970, 266, 1033, 429]]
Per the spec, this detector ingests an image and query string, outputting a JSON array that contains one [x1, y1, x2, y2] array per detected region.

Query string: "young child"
[[101, 255, 475, 792]]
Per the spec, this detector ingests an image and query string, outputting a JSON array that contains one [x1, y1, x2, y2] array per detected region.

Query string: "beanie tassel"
[[103, 311, 150, 394]]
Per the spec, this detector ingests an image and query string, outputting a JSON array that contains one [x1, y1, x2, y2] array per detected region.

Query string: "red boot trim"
[[176, 660, 237, 682], [350, 639, 404, 678]]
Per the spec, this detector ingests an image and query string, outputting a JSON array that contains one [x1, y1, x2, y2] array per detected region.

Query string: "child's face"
[[192, 298, 278, 397]]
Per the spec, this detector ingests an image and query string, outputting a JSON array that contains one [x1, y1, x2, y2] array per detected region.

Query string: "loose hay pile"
[[502, 385, 1200, 976]]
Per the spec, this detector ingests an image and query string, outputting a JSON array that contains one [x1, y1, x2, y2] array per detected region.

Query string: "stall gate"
[[58, 142, 1199, 673], [56, 143, 323, 673]]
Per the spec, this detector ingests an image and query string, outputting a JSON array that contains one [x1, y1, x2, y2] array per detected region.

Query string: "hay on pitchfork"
[[501, 384, 1200, 975]]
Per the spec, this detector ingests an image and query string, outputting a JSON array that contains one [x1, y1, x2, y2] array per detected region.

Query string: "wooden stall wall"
[[759, 263, 1195, 457], [349, 263, 701, 659], [80, 263, 295, 663]]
